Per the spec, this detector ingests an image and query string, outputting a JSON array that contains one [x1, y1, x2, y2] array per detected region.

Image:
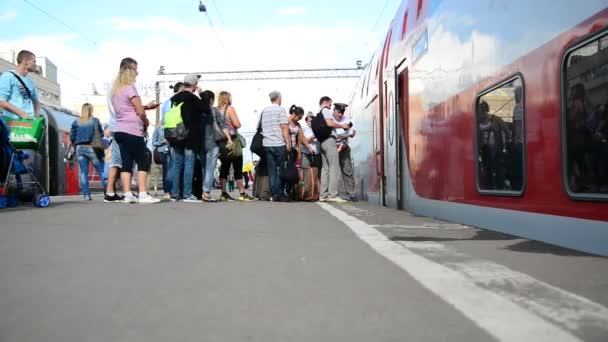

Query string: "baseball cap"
[[183, 74, 201, 87]]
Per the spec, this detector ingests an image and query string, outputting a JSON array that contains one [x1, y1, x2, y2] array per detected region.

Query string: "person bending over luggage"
[[285, 105, 304, 197], [300, 112, 321, 169]]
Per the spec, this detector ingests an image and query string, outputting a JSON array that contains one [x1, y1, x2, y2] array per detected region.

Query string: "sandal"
[[202, 193, 218, 202]]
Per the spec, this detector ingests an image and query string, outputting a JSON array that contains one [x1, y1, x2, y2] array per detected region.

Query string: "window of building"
[[475, 76, 525, 195], [563, 32, 608, 199]]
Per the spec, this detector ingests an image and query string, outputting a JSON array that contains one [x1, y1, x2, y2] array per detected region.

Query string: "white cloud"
[[4, 16, 371, 137], [277, 6, 307, 17], [0, 9, 17, 22]]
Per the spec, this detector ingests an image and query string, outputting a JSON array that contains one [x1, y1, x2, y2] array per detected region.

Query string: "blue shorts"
[[110, 135, 122, 168]]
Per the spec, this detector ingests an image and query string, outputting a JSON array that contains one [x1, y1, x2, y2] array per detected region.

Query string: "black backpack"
[[311, 109, 332, 142]]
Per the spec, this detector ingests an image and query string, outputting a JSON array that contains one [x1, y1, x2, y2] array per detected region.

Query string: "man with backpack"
[[313, 96, 351, 203], [165, 74, 212, 202]]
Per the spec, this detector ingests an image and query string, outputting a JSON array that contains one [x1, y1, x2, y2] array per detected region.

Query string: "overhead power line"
[[21, 0, 97, 46], [208, 0, 226, 25], [370, 0, 393, 33]]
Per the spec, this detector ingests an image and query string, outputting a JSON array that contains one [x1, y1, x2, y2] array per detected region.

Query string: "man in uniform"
[[332, 103, 358, 202]]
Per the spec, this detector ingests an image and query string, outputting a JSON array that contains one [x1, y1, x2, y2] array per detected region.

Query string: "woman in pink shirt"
[[110, 60, 160, 204]]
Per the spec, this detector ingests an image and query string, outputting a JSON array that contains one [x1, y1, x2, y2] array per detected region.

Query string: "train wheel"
[[36, 194, 50, 208], [0, 195, 6, 209]]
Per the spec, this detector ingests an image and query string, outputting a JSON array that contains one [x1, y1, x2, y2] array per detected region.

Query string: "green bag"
[[5, 116, 45, 150], [163, 102, 188, 143]]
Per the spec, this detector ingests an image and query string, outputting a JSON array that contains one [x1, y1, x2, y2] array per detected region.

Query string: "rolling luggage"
[[252, 157, 271, 201], [253, 175, 271, 201], [295, 167, 319, 202]]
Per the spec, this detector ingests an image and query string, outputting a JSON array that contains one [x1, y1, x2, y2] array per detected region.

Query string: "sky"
[[0, 0, 402, 105]]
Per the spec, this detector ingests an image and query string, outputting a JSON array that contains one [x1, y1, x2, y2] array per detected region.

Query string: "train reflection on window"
[[476, 77, 525, 194], [564, 34, 608, 196]]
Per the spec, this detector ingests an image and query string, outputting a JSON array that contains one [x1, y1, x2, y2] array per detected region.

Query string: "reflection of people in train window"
[[513, 86, 524, 144], [567, 83, 598, 193], [478, 100, 507, 190], [508, 86, 524, 191]]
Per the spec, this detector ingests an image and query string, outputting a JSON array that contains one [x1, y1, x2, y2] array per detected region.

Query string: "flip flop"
[[202, 194, 218, 203]]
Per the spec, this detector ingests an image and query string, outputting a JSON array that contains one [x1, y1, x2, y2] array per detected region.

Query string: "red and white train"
[[348, 0, 608, 255]]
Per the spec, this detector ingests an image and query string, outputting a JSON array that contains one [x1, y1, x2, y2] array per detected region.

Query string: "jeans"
[[161, 152, 172, 193], [265, 145, 287, 199], [171, 146, 201, 198], [77, 146, 107, 197], [201, 147, 220, 193], [321, 138, 340, 198]]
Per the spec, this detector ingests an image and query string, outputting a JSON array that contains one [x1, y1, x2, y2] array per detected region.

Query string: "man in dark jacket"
[[169, 73, 212, 202]]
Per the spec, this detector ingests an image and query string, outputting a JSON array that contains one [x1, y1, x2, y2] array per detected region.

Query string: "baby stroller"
[[0, 116, 50, 209]]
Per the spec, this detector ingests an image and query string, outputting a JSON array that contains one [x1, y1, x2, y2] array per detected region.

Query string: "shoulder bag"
[[250, 111, 265, 157], [91, 119, 105, 151]]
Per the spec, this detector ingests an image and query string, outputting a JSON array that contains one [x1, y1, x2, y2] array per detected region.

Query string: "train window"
[[475, 76, 525, 195], [563, 32, 608, 199]]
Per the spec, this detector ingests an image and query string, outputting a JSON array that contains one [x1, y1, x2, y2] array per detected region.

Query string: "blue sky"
[[0, 0, 402, 103], [1, 0, 402, 60]]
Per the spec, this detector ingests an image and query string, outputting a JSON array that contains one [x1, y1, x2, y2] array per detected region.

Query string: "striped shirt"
[[260, 104, 289, 147]]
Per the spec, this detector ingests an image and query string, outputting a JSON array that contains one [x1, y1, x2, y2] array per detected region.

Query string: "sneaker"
[[183, 195, 201, 203], [138, 193, 161, 204], [327, 196, 348, 203], [319, 197, 328, 202], [162, 193, 171, 200], [170, 197, 180, 202], [277, 196, 291, 203], [349, 195, 359, 202], [104, 193, 124, 203], [238, 193, 255, 201], [220, 193, 236, 202], [123, 193, 138, 204]]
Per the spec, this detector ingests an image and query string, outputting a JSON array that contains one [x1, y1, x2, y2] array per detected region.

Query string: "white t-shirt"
[[299, 119, 320, 154], [107, 91, 117, 133], [334, 116, 352, 144]]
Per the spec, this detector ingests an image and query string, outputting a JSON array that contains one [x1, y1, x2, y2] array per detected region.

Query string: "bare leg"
[[137, 171, 147, 193], [237, 179, 245, 193], [220, 178, 227, 193], [121, 172, 132, 194], [107, 166, 119, 194]]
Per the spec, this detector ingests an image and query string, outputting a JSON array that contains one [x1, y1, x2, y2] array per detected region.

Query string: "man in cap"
[[167, 73, 211, 202], [332, 103, 358, 202], [318, 96, 350, 203]]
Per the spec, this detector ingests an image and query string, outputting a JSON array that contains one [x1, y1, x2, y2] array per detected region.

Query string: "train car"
[[349, 0, 608, 255]]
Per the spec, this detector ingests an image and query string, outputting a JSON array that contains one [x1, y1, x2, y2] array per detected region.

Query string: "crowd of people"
[[68, 57, 359, 204]]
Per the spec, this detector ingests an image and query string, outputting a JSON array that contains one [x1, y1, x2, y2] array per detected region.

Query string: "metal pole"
[[155, 81, 160, 126]]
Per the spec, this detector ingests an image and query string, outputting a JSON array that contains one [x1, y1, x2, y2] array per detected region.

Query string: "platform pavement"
[[0, 195, 606, 341]]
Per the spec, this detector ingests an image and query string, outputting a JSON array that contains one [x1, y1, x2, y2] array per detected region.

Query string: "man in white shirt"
[[260, 91, 291, 202], [332, 103, 358, 202]]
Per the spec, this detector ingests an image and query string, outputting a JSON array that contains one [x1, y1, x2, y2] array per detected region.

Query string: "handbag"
[[281, 152, 299, 184], [153, 148, 162, 165], [213, 119, 227, 143], [91, 119, 105, 151], [230, 135, 243, 159], [250, 112, 264, 157]]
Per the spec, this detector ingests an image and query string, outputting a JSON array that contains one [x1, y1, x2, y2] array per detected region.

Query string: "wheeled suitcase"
[[295, 167, 319, 202]]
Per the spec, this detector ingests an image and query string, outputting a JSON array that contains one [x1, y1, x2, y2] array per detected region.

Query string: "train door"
[[383, 62, 409, 209], [383, 69, 398, 208], [396, 65, 408, 210]]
